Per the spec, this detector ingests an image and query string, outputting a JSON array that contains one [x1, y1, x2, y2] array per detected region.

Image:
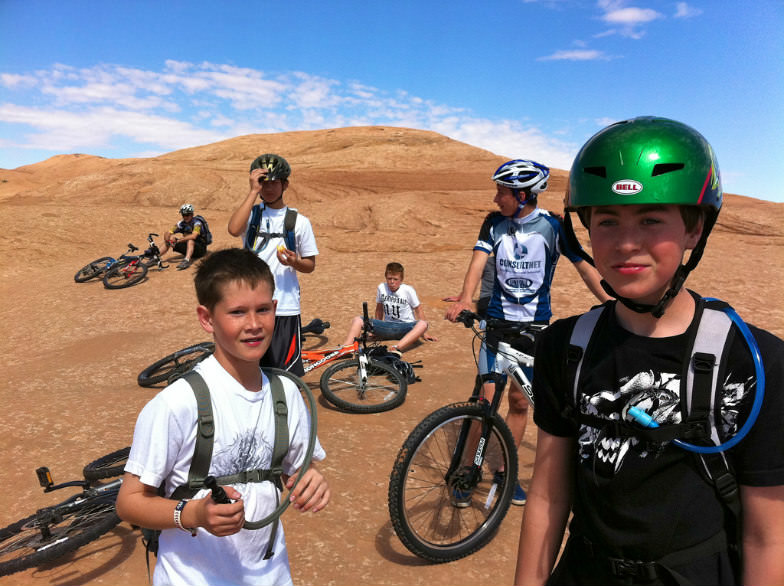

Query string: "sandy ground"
[[0, 126, 782, 586]]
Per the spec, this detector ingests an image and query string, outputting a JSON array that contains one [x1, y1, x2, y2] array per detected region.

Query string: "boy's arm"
[[514, 429, 574, 586], [277, 251, 316, 273], [413, 304, 438, 342], [445, 250, 489, 321], [375, 302, 384, 321], [227, 170, 264, 237], [284, 463, 330, 513], [116, 472, 245, 537], [573, 259, 613, 303], [741, 484, 784, 585]]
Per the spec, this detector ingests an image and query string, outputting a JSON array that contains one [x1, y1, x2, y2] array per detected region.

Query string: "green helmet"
[[565, 117, 723, 318], [250, 153, 291, 181], [567, 116, 722, 214]]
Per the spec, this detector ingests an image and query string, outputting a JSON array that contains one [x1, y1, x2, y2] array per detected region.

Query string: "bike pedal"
[[36, 466, 54, 489]]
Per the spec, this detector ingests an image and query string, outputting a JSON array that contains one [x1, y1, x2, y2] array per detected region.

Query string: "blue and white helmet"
[[492, 159, 550, 198]]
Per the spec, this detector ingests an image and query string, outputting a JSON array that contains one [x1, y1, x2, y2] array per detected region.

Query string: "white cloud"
[[538, 49, 610, 61], [674, 2, 702, 19], [0, 61, 576, 171], [596, 1, 664, 38]]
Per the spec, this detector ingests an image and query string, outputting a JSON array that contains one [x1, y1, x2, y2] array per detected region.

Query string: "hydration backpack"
[[193, 215, 213, 245], [564, 297, 744, 580], [244, 205, 297, 253], [142, 368, 290, 570]]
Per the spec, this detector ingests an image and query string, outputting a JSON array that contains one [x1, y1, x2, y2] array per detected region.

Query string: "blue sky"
[[1, 0, 782, 202]]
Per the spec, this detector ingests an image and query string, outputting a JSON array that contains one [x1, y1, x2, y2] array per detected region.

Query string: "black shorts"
[[173, 238, 208, 259], [260, 314, 303, 376]]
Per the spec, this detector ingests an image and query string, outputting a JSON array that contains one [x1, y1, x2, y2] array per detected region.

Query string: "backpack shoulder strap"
[[283, 208, 298, 253], [567, 304, 607, 406], [264, 369, 290, 479], [170, 370, 214, 500], [245, 204, 263, 250]]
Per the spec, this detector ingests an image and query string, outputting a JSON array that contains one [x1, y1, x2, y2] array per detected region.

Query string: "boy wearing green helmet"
[[514, 117, 784, 585]]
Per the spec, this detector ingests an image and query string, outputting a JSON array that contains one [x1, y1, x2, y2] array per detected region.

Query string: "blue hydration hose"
[[627, 299, 765, 454]]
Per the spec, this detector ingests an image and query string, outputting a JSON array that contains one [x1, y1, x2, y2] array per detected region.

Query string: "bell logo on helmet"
[[612, 180, 643, 195]]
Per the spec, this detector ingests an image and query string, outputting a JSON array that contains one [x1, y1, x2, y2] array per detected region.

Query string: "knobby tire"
[[83, 447, 131, 482], [0, 486, 121, 577], [103, 259, 148, 289], [319, 357, 407, 413], [74, 257, 114, 283], [137, 342, 215, 387], [387, 402, 517, 562]]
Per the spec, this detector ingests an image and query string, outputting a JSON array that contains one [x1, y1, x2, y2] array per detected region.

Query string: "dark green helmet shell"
[[250, 153, 291, 181], [567, 116, 722, 213]]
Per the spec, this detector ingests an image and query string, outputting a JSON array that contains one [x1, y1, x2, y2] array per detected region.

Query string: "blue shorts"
[[370, 319, 416, 340]]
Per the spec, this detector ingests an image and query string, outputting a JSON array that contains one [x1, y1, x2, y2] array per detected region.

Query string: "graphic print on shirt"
[[380, 294, 409, 321], [211, 428, 273, 477], [577, 369, 749, 475], [496, 231, 546, 299]]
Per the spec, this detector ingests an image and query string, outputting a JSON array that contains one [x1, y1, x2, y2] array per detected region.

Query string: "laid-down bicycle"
[[0, 447, 131, 577], [137, 318, 332, 387], [73, 233, 168, 289], [137, 304, 408, 413], [387, 310, 544, 562]]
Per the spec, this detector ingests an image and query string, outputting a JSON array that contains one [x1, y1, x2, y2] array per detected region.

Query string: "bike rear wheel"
[[0, 488, 121, 577], [74, 257, 114, 283], [137, 342, 215, 387], [319, 357, 406, 413], [103, 259, 148, 289], [83, 447, 131, 482], [387, 402, 517, 562]]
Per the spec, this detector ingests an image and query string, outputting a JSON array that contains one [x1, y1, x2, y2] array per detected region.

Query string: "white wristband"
[[173, 499, 197, 536]]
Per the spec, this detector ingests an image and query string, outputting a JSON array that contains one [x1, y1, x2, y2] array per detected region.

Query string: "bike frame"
[[448, 314, 543, 489]]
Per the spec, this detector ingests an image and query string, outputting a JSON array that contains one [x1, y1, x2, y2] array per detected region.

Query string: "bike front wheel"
[[74, 257, 114, 282], [319, 357, 407, 413], [137, 342, 215, 387], [83, 447, 131, 482], [103, 259, 148, 289], [387, 401, 518, 562], [0, 489, 121, 577]]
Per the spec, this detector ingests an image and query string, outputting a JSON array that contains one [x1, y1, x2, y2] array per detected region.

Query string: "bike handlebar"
[[455, 310, 545, 341]]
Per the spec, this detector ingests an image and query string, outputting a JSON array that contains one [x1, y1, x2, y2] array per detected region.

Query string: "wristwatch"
[[173, 499, 197, 536]]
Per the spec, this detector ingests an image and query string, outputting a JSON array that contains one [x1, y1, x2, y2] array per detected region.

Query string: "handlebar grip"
[[456, 310, 479, 328], [204, 475, 232, 504]]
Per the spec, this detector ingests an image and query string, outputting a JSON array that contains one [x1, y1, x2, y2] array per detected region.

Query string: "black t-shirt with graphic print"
[[532, 295, 784, 581]]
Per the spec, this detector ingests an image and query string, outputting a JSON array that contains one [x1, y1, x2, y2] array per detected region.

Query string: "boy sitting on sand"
[[341, 262, 437, 355]]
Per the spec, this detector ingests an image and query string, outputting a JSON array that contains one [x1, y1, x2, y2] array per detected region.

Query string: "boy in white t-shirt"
[[116, 248, 330, 586], [341, 262, 437, 354]]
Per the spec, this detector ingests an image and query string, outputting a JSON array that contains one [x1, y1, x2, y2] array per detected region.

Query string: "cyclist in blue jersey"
[[446, 159, 609, 506]]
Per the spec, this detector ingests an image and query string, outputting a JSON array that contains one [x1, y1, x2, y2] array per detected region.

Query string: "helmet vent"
[[584, 166, 607, 178], [651, 163, 684, 176]]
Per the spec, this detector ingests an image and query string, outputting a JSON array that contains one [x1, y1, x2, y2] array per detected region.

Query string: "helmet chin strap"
[[600, 265, 689, 319]]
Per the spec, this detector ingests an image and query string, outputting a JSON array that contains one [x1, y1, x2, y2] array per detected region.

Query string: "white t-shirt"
[[125, 355, 326, 586], [375, 282, 420, 323], [245, 206, 319, 316]]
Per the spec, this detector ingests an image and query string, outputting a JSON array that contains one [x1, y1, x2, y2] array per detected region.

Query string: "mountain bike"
[[137, 318, 332, 387], [387, 310, 544, 562], [102, 233, 168, 289], [74, 233, 167, 288], [0, 448, 130, 577], [314, 302, 407, 413]]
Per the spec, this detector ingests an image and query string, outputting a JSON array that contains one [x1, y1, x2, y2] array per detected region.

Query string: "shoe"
[[176, 259, 191, 270], [451, 487, 472, 508], [511, 482, 527, 506]]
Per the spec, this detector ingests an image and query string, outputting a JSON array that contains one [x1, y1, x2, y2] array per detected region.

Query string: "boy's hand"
[[445, 298, 471, 322], [286, 466, 330, 513], [249, 168, 267, 194], [194, 485, 245, 536], [424, 332, 438, 342], [276, 246, 296, 267]]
